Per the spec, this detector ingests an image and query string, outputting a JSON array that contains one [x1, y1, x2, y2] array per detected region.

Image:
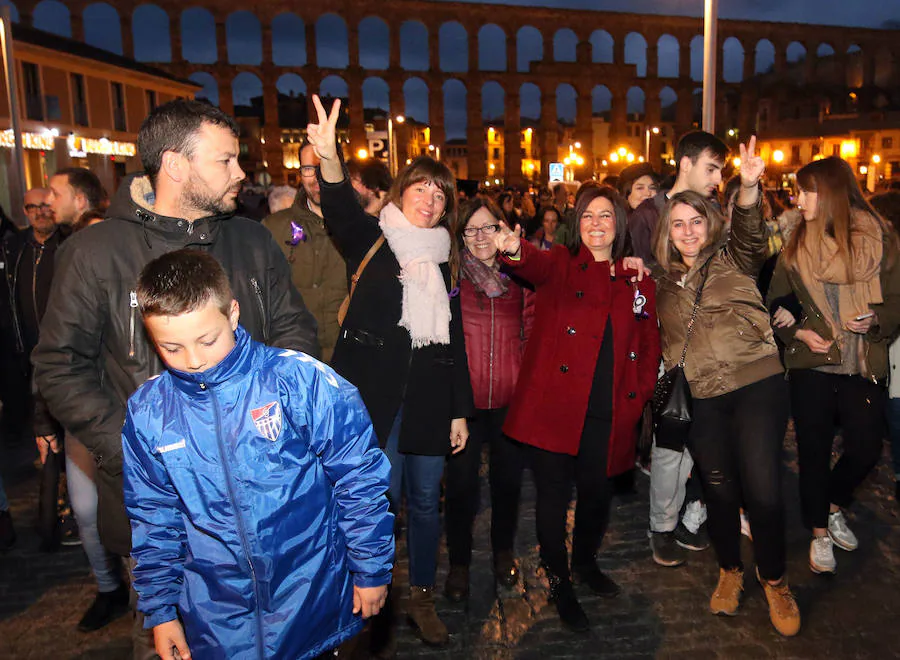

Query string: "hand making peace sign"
[[738, 135, 765, 188], [307, 94, 341, 162]]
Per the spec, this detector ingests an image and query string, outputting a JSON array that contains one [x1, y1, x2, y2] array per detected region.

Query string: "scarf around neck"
[[795, 211, 884, 337], [461, 247, 508, 298], [379, 202, 451, 347]]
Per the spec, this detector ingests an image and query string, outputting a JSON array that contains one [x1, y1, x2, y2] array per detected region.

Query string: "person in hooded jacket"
[[31, 99, 319, 657]]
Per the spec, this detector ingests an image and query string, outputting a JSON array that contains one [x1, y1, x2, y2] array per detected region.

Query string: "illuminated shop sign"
[[0, 130, 56, 150], [67, 134, 136, 158]]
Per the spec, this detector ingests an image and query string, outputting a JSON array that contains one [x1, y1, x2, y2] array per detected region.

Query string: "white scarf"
[[379, 202, 451, 347]]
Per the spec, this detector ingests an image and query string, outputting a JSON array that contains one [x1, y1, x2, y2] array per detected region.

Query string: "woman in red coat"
[[493, 186, 661, 632]]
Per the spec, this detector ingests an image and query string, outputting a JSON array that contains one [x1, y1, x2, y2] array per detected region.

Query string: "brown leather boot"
[[407, 586, 449, 646]]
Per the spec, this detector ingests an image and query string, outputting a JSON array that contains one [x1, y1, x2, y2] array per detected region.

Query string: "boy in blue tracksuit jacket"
[[122, 248, 393, 660]]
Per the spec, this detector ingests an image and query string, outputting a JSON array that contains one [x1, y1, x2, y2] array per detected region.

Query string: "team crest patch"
[[250, 402, 282, 442]]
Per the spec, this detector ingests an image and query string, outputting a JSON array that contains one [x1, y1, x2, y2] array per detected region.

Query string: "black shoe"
[[649, 531, 687, 567], [443, 565, 469, 603], [674, 521, 710, 552], [546, 570, 589, 633], [573, 559, 621, 597], [77, 583, 130, 632], [59, 513, 82, 547], [494, 551, 519, 589], [0, 510, 15, 552]]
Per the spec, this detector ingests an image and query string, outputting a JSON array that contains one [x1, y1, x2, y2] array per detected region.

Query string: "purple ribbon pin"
[[287, 221, 306, 246]]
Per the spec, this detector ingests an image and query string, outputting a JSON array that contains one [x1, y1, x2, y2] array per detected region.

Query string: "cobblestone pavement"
[[2, 428, 900, 659]]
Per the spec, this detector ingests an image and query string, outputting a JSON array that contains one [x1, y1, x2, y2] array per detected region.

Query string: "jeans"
[[444, 407, 525, 568], [529, 416, 613, 581], [382, 410, 446, 587], [791, 369, 886, 529], [886, 396, 900, 478], [649, 442, 694, 533], [66, 435, 122, 592], [687, 375, 789, 581]]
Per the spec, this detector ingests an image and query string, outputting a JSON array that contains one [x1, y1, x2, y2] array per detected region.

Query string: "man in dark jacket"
[[32, 99, 319, 657]]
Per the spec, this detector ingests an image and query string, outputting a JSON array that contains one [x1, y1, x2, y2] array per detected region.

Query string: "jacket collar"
[[167, 325, 258, 395]]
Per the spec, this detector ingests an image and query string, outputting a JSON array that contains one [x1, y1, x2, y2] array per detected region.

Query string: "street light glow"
[[652, 127, 660, 135], [356, 148, 368, 159], [617, 147, 627, 157], [610, 153, 620, 163], [872, 154, 881, 164], [772, 150, 784, 163], [574, 141, 581, 149], [395, 115, 405, 123], [626, 152, 635, 163], [860, 165, 868, 174], [733, 157, 741, 167]]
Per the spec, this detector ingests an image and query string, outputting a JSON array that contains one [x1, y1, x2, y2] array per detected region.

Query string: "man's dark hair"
[[359, 160, 393, 194], [138, 99, 240, 188], [55, 167, 107, 210], [674, 130, 729, 174], [137, 248, 233, 318]]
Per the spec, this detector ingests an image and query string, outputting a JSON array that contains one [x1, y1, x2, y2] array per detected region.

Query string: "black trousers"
[[790, 369, 886, 530], [529, 416, 613, 581], [444, 407, 525, 567], [687, 375, 789, 581]]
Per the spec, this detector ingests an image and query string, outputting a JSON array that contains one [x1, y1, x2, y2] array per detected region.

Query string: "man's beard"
[[183, 175, 238, 217]]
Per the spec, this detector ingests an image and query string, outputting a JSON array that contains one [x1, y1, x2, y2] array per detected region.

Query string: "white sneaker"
[[827, 510, 858, 551], [809, 536, 837, 574], [739, 510, 753, 541], [682, 500, 707, 534]]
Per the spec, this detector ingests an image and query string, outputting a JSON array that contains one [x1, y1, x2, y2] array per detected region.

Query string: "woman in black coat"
[[309, 96, 474, 648]]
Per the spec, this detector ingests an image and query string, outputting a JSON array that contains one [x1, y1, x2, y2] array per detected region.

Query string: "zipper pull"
[[130, 291, 138, 308], [129, 291, 138, 358]]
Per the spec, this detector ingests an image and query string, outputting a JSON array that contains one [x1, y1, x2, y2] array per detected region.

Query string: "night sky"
[[3, 0, 897, 139]]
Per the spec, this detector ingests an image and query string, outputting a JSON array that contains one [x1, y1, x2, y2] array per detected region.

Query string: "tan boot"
[[709, 567, 743, 616], [407, 586, 449, 646], [757, 569, 801, 637]]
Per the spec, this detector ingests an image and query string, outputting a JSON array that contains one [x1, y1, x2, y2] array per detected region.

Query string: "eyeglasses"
[[25, 203, 51, 212], [299, 165, 317, 178], [463, 224, 500, 237]]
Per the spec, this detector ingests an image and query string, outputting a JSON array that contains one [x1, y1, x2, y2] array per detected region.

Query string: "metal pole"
[[644, 128, 650, 162], [1, 6, 26, 227], [387, 118, 394, 177], [701, 0, 718, 134]]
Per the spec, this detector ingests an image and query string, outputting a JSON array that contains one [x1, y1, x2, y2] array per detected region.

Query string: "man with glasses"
[[264, 142, 347, 362]]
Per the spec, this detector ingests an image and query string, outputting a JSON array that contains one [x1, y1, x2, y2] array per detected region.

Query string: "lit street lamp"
[[387, 114, 405, 177], [645, 126, 660, 163]]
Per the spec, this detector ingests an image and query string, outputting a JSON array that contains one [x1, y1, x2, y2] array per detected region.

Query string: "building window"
[[883, 137, 893, 150], [832, 144, 840, 156], [493, 147, 500, 159], [22, 62, 43, 121], [791, 145, 801, 165], [72, 74, 88, 126], [811, 144, 820, 157], [111, 82, 127, 132], [146, 89, 157, 112]]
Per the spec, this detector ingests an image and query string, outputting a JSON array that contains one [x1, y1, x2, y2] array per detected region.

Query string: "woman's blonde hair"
[[652, 190, 728, 271]]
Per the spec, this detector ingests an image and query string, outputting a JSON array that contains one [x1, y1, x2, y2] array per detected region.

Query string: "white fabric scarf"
[[379, 202, 451, 347]]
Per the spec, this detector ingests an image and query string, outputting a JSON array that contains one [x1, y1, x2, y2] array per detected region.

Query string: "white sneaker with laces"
[[682, 499, 707, 535], [827, 510, 858, 551], [809, 536, 837, 574]]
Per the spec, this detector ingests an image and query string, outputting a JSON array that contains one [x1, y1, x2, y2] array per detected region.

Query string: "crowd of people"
[[1, 91, 900, 660]]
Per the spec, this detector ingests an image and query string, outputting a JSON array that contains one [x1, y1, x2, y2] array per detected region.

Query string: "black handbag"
[[652, 266, 709, 452]]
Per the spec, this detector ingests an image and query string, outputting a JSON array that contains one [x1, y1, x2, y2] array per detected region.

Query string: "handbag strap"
[[678, 263, 711, 367], [350, 235, 385, 292]]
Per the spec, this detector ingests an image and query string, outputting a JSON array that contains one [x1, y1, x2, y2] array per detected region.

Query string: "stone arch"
[[722, 37, 744, 82], [755, 39, 775, 74], [690, 34, 704, 82], [316, 14, 349, 69], [554, 28, 577, 62], [359, 16, 389, 70], [692, 87, 703, 124], [33, 0, 70, 38], [517, 26, 543, 73], [846, 44, 863, 87], [556, 83, 576, 124], [627, 86, 645, 117], [592, 84, 612, 116], [786, 41, 806, 64], [133, 4, 170, 62], [439, 21, 468, 72], [362, 76, 390, 113], [816, 43, 835, 58], [482, 81, 505, 122], [590, 29, 614, 64], [272, 12, 306, 67], [478, 24, 507, 72], [519, 82, 541, 123], [625, 32, 647, 77], [399, 21, 428, 71], [181, 8, 216, 64], [276, 73, 307, 127], [0, 1, 20, 22], [403, 77, 429, 123], [226, 10, 261, 65], [657, 34, 679, 78], [83, 3, 121, 54], [443, 79, 467, 140], [232, 71, 263, 114], [189, 72, 218, 106], [320, 74, 350, 127], [660, 86, 677, 121]]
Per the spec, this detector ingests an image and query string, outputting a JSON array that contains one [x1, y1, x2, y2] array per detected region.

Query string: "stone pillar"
[[429, 82, 445, 150], [543, 33, 553, 63], [679, 41, 691, 79], [429, 26, 440, 72], [348, 25, 359, 68], [467, 87, 487, 182], [773, 45, 786, 74], [803, 45, 816, 83], [388, 76, 404, 119], [305, 71, 323, 124], [468, 30, 478, 72], [675, 88, 694, 135], [610, 87, 628, 144], [614, 34, 625, 64], [306, 21, 316, 67], [538, 88, 556, 185], [261, 68, 284, 183], [262, 25, 273, 64], [120, 14, 134, 58], [506, 36, 517, 73], [504, 90, 522, 185], [218, 79, 235, 117], [347, 73, 368, 158], [389, 27, 401, 69], [646, 43, 658, 79], [216, 21, 228, 63], [70, 13, 84, 43], [574, 90, 594, 178], [170, 22, 182, 63], [863, 51, 877, 86], [743, 44, 755, 81]]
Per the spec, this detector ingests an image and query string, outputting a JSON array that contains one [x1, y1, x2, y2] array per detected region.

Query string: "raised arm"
[[493, 222, 557, 287], [726, 136, 768, 278]]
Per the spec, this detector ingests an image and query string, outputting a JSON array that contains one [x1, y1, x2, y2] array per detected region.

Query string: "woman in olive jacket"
[[767, 156, 900, 578], [652, 139, 799, 637]]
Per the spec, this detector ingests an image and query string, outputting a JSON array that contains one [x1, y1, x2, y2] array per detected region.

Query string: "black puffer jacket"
[[32, 173, 319, 555]]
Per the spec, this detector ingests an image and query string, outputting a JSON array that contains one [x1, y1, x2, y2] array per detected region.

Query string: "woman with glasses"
[[491, 186, 659, 632], [443, 199, 532, 603], [307, 96, 473, 649]]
